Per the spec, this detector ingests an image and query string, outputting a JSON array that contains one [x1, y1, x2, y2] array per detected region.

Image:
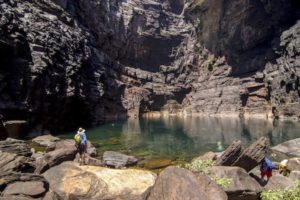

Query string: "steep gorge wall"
[[0, 0, 299, 135]]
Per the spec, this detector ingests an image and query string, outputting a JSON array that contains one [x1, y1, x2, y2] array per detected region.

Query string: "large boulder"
[[249, 170, 293, 191], [43, 161, 156, 200], [103, 151, 138, 168], [287, 157, 300, 171], [271, 138, 300, 158], [148, 166, 227, 200], [32, 135, 60, 148], [3, 121, 27, 139], [261, 175, 293, 191], [210, 166, 262, 200], [232, 137, 268, 172], [289, 171, 300, 181], [47, 139, 97, 157], [0, 138, 32, 157], [35, 148, 77, 174], [216, 140, 242, 166], [0, 151, 35, 173], [0, 172, 60, 200]]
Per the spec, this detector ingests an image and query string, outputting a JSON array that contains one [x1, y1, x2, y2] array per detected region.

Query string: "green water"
[[58, 116, 300, 169]]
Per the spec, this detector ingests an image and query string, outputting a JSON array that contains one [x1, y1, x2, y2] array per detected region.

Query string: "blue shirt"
[[80, 132, 87, 145], [261, 157, 275, 171]]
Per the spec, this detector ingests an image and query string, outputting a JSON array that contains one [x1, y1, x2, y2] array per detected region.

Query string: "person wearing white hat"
[[75, 127, 87, 165]]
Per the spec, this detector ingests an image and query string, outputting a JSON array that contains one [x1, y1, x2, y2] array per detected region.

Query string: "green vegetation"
[[185, 159, 215, 174], [212, 176, 232, 188], [207, 58, 217, 72], [27, 141, 46, 153], [261, 180, 300, 200], [185, 159, 232, 188]]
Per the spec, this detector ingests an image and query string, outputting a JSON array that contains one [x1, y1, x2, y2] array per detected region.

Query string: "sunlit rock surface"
[[43, 161, 157, 200]]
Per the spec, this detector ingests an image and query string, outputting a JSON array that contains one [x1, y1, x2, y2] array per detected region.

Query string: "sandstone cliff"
[[0, 0, 299, 134]]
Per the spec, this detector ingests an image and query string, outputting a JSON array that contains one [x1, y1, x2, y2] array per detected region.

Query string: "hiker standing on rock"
[[75, 127, 88, 165]]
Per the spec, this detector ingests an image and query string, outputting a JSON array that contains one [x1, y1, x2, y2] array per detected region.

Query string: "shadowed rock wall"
[[0, 0, 299, 135]]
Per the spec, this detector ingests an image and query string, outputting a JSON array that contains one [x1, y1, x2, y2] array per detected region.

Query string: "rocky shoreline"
[[1, 135, 300, 200]]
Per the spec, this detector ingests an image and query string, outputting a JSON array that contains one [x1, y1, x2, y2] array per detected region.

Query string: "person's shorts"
[[261, 169, 272, 178], [76, 143, 87, 155]]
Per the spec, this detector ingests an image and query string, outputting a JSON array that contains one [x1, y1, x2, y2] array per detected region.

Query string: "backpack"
[[263, 157, 275, 170], [74, 133, 81, 144]]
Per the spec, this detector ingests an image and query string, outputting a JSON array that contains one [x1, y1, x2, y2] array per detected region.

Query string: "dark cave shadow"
[[189, 0, 300, 77]]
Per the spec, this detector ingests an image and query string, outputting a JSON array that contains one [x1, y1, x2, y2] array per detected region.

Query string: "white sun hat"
[[78, 127, 85, 134]]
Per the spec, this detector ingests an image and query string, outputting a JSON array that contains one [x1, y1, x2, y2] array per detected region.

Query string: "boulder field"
[[0, 135, 300, 200]]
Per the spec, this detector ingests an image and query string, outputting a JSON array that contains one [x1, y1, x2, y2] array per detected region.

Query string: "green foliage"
[[185, 159, 232, 188], [261, 180, 300, 200], [207, 58, 216, 72], [212, 176, 232, 188], [185, 159, 215, 174]]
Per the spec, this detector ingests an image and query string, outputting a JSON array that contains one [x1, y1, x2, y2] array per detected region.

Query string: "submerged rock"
[[148, 166, 227, 200], [43, 161, 156, 200], [232, 137, 269, 172], [142, 159, 173, 170], [216, 140, 242, 166], [211, 166, 262, 200], [103, 151, 138, 168]]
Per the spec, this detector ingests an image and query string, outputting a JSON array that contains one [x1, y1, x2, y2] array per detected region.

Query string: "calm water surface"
[[58, 116, 300, 169]]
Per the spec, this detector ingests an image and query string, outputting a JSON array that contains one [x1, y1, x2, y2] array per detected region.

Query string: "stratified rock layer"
[[216, 140, 242, 166], [0, 0, 299, 135], [232, 137, 269, 172]]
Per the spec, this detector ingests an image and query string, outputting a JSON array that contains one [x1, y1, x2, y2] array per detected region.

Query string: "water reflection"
[[60, 116, 300, 162], [118, 116, 300, 159]]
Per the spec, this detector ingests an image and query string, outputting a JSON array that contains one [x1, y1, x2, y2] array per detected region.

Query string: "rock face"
[[43, 161, 156, 200], [0, 0, 299, 134], [0, 172, 59, 200], [287, 157, 300, 171], [272, 138, 300, 158], [103, 151, 138, 168], [35, 147, 77, 174], [0, 138, 32, 157], [216, 140, 242, 166], [211, 166, 262, 200], [32, 135, 60, 148], [148, 166, 227, 200], [232, 137, 269, 172], [0, 151, 35, 173]]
